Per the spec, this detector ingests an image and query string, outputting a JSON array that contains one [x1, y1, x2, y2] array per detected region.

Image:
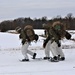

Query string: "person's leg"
[[57, 47, 64, 57], [56, 41, 65, 60], [50, 41, 58, 57], [57, 47, 65, 60], [21, 42, 29, 60], [27, 50, 36, 59], [49, 41, 59, 62], [44, 40, 51, 59], [27, 50, 34, 56]]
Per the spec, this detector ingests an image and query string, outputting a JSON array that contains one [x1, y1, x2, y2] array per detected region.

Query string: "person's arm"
[[65, 31, 71, 40], [43, 36, 50, 48], [34, 34, 39, 42]]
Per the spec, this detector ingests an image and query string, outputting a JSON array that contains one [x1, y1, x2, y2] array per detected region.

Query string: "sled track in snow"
[[0, 45, 75, 52], [62, 45, 75, 49]]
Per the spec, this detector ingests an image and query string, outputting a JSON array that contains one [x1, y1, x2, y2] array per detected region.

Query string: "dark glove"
[[56, 41, 61, 47], [58, 43, 61, 47], [43, 40, 46, 48], [34, 34, 39, 41], [65, 31, 71, 40], [43, 36, 50, 48], [22, 40, 25, 45], [19, 34, 22, 39]]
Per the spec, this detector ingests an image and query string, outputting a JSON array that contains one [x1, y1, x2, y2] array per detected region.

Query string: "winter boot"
[[21, 59, 29, 62], [32, 53, 37, 59], [43, 57, 50, 60], [60, 57, 65, 61], [50, 56, 59, 62], [58, 55, 65, 61]]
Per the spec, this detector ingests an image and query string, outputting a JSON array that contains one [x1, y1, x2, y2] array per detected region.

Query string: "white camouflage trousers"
[[21, 42, 34, 59], [45, 40, 64, 57]]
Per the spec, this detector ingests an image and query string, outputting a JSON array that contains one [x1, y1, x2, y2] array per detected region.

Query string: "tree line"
[[0, 13, 75, 32]]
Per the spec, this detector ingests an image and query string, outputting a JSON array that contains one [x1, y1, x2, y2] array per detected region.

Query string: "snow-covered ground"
[[0, 30, 75, 75]]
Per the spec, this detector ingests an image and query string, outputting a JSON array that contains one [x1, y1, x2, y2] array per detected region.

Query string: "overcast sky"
[[0, 0, 75, 22]]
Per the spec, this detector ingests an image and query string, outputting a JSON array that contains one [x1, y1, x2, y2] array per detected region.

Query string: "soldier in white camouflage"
[[43, 21, 71, 62], [16, 25, 39, 61]]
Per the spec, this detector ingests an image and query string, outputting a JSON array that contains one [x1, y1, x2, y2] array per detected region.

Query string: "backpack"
[[24, 25, 35, 41]]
